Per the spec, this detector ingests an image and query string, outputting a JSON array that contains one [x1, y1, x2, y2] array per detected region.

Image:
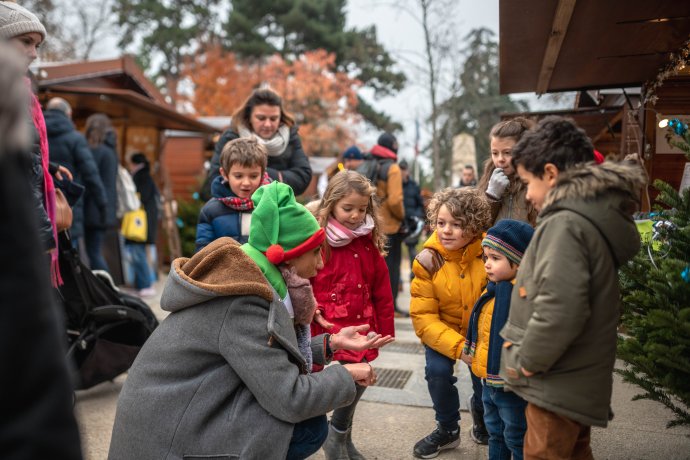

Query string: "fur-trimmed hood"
[[540, 161, 646, 266], [160, 237, 273, 312]]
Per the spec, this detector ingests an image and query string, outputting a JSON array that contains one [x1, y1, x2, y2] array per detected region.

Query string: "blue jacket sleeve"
[[75, 136, 107, 208], [195, 205, 216, 252]]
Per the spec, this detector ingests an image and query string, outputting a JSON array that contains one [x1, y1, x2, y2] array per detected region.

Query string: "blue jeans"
[[85, 228, 109, 272], [286, 415, 328, 460], [482, 384, 527, 460], [424, 346, 460, 430], [127, 242, 152, 289]]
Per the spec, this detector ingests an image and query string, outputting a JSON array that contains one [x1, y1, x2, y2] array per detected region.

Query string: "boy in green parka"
[[499, 116, 645, 459]]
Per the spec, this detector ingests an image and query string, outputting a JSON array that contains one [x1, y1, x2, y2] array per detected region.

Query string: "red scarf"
[[27, 80, 62, 286], [216, 172, 273, 211]]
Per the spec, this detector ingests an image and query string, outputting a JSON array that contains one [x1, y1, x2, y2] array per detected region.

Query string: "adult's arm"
[[518, 216, 591, 373], [194, 205, 216, 253], [74, 136, 107, 208], [218, 300, 356, 424], [0, 152, 82, 459], [269, 129, 312, 196]]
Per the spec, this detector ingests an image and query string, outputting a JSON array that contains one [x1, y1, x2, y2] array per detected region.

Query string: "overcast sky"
[[345, 0, 502, 162]]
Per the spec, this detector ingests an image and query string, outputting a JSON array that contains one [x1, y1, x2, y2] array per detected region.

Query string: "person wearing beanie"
[[364, 131, 406, 315], [462, 219, 534, 460], [109, 181, 390, 460], [0, 1, 46, 69], [0, 41, 83, 460]]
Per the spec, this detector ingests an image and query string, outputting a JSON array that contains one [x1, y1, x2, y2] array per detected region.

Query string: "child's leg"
[[424, 346, 460, 429], [493, 388, 527, 460], [330, 383, 367, 431], [524, 403, 593, 460], [481, 385, 510, 460]]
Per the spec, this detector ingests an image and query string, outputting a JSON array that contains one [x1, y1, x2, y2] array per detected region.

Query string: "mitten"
[[486, 168, 509, 200]]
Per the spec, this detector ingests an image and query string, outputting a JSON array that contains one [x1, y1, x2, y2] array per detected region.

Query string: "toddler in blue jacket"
[[195, 137, 271, 251]]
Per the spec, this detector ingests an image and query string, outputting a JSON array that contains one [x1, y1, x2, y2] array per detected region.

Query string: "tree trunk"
[[420, 0, 442, 189]]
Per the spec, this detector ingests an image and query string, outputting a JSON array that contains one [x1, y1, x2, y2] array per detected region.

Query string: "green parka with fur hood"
[[499, 161, 645, 427]]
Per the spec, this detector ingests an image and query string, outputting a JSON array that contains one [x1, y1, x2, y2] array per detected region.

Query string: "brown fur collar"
[[542, 161, 647, 210], [172, 237, 273, 301]]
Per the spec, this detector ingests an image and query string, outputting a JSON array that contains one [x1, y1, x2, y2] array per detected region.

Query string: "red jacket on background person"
[[310, 235, 395, 367]]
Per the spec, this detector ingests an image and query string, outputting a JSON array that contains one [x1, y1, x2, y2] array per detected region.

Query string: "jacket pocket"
[[324, 283, 351, 318], [500, 340, 530, 388]]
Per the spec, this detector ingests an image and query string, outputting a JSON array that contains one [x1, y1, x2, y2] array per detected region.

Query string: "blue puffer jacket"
[[84, 131, 118, 229], [45, 109, 107, 239], [195, 176, 251, 252]]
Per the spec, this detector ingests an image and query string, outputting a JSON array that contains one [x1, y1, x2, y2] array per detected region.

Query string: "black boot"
[[467, 394, 489, 445], [322, 423, 349, 460]]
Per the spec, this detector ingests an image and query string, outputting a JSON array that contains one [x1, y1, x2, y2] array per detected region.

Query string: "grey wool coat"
[[500, 161, 645, 427], [108, 237, 356, 460]]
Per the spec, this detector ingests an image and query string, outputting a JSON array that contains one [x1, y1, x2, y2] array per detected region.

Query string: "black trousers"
[[384, 232, 403, 310]]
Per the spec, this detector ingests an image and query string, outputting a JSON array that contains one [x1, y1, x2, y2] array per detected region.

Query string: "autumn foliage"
[[184, 45, 361, 156]]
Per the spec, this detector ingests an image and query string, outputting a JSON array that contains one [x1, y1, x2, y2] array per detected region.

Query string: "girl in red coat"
[[311, 170, 395, 459]]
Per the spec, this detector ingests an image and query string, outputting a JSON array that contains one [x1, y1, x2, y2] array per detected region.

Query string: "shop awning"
[[499, 0, 690, 94]]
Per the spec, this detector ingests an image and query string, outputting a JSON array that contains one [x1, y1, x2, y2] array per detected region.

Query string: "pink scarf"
[[27, 79, 61, 286], [325, 215, 375, 247]]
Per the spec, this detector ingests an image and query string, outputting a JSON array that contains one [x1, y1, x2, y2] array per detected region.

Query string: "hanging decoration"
[[643, 37, 690, 106]]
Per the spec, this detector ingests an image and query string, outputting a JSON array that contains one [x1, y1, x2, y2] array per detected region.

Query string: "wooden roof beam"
[[536, 0, 577, 95]]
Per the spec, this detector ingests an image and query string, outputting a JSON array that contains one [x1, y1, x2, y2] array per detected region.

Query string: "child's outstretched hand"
[[313, 309, 334, 329], [331, 324, 394, 351]]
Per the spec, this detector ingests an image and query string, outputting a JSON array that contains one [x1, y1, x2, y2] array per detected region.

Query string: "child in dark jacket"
[[463, 219, 534, 460], [195, 137, 271, 251]]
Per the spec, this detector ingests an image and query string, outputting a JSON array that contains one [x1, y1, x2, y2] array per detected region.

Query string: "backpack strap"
[[415, 248, 445, 276]]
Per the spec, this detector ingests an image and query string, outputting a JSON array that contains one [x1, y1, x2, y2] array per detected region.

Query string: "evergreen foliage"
[[618, 125, 690, 428], [176, 197, 204, 257], [223, 0, 406, 130]]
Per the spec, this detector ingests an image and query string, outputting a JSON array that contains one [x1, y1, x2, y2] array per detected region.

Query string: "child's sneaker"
[[467, 395, 489, 445], [138, 287, 157, 298], [413, 424, 460, 458]]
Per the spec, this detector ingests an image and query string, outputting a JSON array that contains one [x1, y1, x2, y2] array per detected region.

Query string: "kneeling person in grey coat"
[[109, 182, 389, 460]]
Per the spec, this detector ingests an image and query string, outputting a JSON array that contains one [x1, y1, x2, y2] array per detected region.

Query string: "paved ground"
[[74, 265, 690, 459]]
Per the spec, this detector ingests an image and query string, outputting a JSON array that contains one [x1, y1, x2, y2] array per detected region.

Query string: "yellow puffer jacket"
[[470, 295, 494, 379], [471, 280, 517, 381], [410, 231, 487, 360]]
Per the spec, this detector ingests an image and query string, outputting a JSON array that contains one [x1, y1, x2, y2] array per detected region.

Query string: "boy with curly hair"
[[500, 116, 645, 459], [410, 187, 492, 458]]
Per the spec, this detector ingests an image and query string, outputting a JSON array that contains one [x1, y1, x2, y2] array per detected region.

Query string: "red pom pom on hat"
[[265, 244, 285, 264]]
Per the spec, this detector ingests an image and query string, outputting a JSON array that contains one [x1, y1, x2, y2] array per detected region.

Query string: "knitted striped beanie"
[[482, 219, 534, 265]]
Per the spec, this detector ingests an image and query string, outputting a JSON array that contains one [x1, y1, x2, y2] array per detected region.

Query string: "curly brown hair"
[[315, 170, 387, 256], [426, 187, 491, 238]]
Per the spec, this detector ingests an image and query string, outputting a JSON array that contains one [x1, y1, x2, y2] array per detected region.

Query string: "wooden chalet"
[[499, 0, 690, 208], [35, 56, 217, 281]]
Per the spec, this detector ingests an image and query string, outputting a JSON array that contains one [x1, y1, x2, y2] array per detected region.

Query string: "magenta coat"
[[310, 235, 395, 366]]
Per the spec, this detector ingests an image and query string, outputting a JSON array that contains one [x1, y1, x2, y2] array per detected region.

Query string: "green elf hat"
[[248, 181, 325, 264]]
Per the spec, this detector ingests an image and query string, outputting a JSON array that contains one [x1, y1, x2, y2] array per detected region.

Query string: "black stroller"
[[57, 232, 159, 390]]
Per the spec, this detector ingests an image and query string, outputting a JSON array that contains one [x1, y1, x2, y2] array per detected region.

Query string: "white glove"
[[486, 168, 510, 200]]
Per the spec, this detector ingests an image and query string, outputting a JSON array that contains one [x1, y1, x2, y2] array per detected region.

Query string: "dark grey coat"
[[108, 238, 356, 460]]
